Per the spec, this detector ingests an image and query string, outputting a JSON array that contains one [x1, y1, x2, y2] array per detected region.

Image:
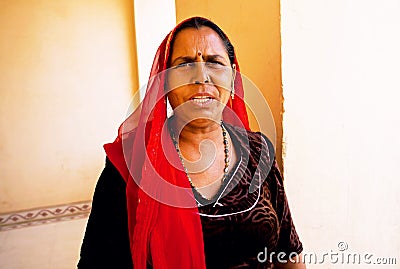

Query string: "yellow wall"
[[175, 0, 284, 170], [0, 0, 138, 212]]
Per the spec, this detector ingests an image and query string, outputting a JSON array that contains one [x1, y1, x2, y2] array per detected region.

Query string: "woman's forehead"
[[170, 27, 228, 57]]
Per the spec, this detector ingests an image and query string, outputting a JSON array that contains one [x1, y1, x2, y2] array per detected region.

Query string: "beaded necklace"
[[170, 122, 230, 200]]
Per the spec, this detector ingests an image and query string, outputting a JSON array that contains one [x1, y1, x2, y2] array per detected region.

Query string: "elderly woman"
[[78, 17, 305, 269]]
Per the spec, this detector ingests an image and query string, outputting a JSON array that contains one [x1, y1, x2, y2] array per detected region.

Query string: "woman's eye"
[[206, 61, 224, 69], [175, 62, 194, 69]]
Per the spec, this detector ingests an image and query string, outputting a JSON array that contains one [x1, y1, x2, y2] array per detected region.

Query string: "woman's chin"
[[173, 110, 223, 126]]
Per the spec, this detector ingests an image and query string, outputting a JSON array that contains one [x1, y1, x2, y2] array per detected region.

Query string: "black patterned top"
[[78, 125, 303, 269], [196, 124, 303, 268]]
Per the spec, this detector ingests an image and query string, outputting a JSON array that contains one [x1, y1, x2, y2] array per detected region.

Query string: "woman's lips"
[[190, 96, 214, 107]]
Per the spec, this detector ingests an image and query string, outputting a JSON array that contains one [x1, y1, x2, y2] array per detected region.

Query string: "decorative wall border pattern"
[[0, 201, 92, 231]]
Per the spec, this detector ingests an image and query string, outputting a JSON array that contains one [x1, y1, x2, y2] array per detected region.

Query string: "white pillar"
[[134, 0, 176, 99]]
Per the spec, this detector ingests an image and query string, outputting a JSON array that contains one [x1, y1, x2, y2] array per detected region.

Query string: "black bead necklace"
[[171, 122, 230, 200]]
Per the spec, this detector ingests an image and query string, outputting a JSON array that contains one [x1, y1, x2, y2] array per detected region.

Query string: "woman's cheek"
[[167, 90, 183, 109]]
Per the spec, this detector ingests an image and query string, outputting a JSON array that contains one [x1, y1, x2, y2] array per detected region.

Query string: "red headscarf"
[[104, 17, 250, 269]]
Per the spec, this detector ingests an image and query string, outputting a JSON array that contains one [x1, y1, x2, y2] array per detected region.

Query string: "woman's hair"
[[168, 17, 235, 66]]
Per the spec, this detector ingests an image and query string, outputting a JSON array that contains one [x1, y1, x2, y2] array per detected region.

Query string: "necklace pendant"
[[214, 201, 223, 207]]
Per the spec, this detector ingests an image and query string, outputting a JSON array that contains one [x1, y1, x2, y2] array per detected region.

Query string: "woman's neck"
[[170, 116, 223, 146]]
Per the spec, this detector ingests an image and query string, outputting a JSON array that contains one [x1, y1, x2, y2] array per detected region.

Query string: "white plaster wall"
[[134, 0, 176, 94], [281, 0, 400, 268]]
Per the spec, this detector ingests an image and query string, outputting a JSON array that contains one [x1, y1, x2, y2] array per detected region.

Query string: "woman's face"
[[166, 26, 234, 125]]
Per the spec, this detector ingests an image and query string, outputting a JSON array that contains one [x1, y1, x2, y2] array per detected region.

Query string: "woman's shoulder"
[[103, 123, 144, 181], [224, 123, 275, 163]]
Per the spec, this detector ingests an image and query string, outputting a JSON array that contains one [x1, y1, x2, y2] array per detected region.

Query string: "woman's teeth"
[[192, 97, 212, 103]]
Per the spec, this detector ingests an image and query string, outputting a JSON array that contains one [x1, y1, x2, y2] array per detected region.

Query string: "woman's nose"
[[192, 62, 210, 84]]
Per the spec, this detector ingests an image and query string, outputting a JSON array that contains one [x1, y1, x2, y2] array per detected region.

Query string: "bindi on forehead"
[[169, 27, 230, 66]]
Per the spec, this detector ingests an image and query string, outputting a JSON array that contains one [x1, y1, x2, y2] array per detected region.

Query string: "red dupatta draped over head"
[[104, 17, 250, 269]]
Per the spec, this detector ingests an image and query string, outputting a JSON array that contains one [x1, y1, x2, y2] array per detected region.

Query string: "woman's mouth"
[[190, 96, 214, 106]]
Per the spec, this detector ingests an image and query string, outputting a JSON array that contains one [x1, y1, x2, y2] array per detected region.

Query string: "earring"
[[231, 80, 235, 100], [231, 64, 236, 100]]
